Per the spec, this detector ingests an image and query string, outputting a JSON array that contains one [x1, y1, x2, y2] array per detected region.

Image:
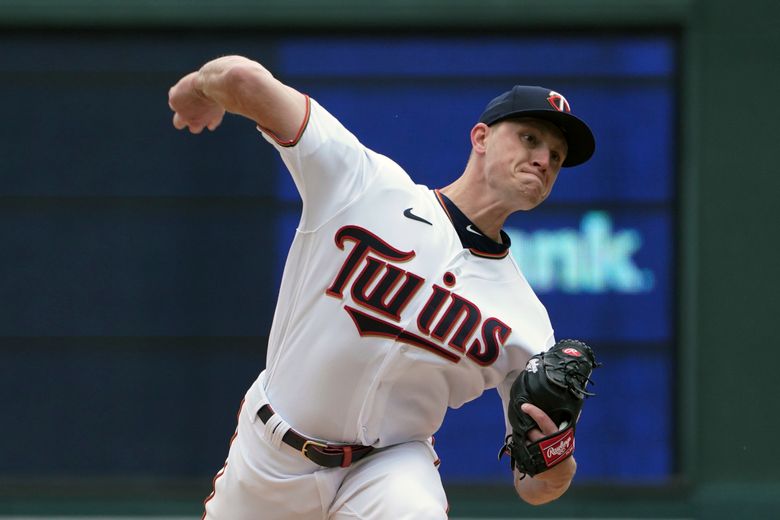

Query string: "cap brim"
[[491, 110, 595, 167]]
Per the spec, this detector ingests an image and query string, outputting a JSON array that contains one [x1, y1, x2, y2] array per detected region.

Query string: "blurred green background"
[[1, 0, 779, 518]]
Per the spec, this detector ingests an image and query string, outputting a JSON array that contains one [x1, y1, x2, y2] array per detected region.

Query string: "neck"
[[439, 174, 510, 242]]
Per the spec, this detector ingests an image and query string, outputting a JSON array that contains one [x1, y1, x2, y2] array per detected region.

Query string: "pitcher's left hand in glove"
[[500, 339, 600, 477]]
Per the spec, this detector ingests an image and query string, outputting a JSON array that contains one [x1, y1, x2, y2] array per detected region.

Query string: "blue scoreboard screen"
[[273, 35, 678, 483], [0, 32, 678, 486]]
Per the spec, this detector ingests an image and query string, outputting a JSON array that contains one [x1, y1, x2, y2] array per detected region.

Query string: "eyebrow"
[[516, 120, 564, 138], [532, 127, 567, 155]]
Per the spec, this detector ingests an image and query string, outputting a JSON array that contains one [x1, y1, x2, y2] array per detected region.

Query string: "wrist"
[[191, 71, 210, 101]]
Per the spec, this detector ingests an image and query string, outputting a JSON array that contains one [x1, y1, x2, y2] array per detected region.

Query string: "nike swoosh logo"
[[466, 224, 483, 236], [403, 208, 432, 226]]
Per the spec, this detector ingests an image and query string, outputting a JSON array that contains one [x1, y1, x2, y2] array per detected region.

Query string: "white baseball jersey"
[[245, 96, 555, 449]]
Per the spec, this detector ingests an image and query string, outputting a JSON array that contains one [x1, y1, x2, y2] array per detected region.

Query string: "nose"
[[531, 147, 551, 171]]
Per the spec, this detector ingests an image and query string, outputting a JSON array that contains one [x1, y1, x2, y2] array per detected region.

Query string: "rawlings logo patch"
[[562, 347, 582, 357], [539, 428, 575, 467]]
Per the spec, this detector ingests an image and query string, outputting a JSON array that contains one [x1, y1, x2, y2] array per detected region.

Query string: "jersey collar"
[[434, 190, 511, 259]]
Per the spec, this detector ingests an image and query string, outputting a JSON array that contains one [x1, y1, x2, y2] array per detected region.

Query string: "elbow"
[[514, 458, 576, 506], [518, 494, 549, 507], [517, 484, 559, 506]]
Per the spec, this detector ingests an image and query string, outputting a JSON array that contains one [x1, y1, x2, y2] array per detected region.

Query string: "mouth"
[[519, 169, 545, 185]]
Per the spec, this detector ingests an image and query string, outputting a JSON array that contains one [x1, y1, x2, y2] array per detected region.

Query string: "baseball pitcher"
[[168, 55, 599, 519]]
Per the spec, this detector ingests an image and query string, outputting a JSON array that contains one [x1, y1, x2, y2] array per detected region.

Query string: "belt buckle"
[[301, 439, 328, 458]]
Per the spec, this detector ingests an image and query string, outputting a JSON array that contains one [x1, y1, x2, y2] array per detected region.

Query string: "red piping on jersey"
[[434, 189, 454, 221], [433, 189, 509, 259], [259, 94, 311, 147], [468, 247, 509, 259], [201, 400, 243, 520]]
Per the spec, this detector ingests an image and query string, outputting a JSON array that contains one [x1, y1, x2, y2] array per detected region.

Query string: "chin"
[[516, 193, 546, 211], [516, 200, 542, 212], [514, 184, 547, 209]]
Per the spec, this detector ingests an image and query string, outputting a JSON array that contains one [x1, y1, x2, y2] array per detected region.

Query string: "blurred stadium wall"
[[0, 1, 778, 518]]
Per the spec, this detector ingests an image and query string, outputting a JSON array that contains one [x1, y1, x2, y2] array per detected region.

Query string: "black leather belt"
[[257, 404, 374, 468]]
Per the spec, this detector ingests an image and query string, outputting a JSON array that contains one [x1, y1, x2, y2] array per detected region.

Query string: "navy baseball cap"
[[479, 85, 595, 167]]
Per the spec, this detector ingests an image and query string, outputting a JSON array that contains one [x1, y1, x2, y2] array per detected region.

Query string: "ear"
[[470, 123, 489, 155]]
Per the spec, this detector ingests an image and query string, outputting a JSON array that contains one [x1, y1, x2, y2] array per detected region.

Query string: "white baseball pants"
[[202, 397, 448, 520]]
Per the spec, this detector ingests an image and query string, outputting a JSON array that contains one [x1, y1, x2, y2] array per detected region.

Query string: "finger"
[[520, 403, 558, 436], [168, 85, 180, 111], [525, 427, 545, 443], [172, 112, 187, 130], [207, 115, 224, 131]]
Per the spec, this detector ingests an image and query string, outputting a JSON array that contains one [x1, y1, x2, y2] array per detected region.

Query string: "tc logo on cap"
[[547, 91, 571, 113]]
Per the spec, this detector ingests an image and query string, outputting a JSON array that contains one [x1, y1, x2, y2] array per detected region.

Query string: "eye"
[[550, 150, 561, 163], [521, 133, 537, 145]]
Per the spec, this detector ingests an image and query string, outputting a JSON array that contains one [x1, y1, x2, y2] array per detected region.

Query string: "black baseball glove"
[[499, 339, 599, 477]]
